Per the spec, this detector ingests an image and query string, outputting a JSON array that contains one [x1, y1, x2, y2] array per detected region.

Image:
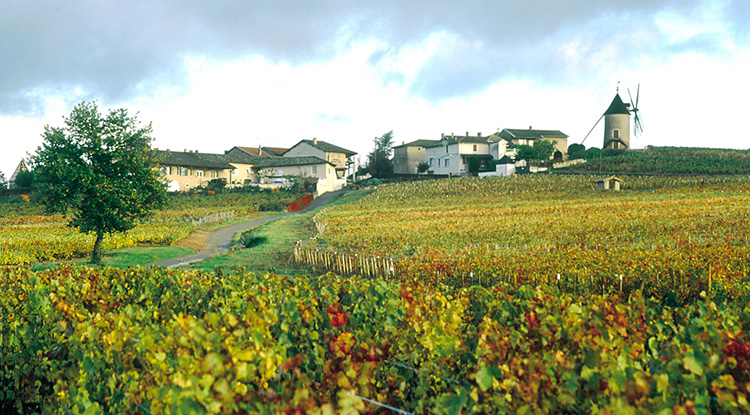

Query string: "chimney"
[[478, 132, 482, 137], [466, 131, 469, 137], [529, 126, 533, 130], [183, 149, 187, 152], [258, 145, 262, 156], [313, 137, 318, 145], [441, 133, 444, 139]]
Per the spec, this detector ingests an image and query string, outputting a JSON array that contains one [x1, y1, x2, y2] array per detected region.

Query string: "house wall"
[[161, 165, 229, 192], [227, 162, 260, 186], [393, 146, 427, 174], [425, 141, 461, 175], [256, 163, 338, 195]]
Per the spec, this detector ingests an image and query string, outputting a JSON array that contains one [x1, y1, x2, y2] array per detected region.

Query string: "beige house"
[[155, 150, 233, 191], [392, 139, 440, 174], [498, 128, 569, 160], [283, 138, 356, 181], [252, 156, 338, 195]]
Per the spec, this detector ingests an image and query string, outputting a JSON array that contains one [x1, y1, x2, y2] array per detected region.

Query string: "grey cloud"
[[0, 0, 738, 113]]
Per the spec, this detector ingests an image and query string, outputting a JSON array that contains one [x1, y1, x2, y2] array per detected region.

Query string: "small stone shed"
[[595, 175, 624, 191]]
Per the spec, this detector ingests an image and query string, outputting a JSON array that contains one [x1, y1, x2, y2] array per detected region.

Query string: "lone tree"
[[30, 101, 167, 264], [367, 130, 394, 177]]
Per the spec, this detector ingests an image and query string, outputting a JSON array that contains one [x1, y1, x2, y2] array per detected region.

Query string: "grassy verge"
[[32, 246, 195, 271], [190, 189, 374, 275]]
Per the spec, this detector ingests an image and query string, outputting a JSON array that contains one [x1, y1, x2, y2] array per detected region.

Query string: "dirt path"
[[148, 189, 347, 268]]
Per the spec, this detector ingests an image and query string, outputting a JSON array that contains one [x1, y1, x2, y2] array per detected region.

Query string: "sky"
[[2, 0, 749, 179]]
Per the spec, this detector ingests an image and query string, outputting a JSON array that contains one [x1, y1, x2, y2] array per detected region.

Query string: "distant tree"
[[417, 161, 430, 173], [514, 145, 535, 162], [568, 143, 586, 160], [466, 155, 481, 175], [514, 139, 557, 165], [14, 170, 34, 189], [0, 171, 6, 190], [30, 101, 168, 264], [584, 147, 602, 159], [533, 139, 557, 161], [205, 178, 227, 193], [367, 130, 394, 177]]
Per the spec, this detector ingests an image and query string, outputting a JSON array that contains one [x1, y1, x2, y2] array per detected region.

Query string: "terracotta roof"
[[285, 139, 356, 157], [235, 146, 289, 157], [253, 156, 331, 168], [154, 150, 234, 169]]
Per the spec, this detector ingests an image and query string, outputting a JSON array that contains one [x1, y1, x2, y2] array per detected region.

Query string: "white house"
[[424, 132, 508, 175]]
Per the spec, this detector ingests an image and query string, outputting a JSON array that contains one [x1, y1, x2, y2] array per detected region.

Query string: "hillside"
[[559, 146, 750, 175]]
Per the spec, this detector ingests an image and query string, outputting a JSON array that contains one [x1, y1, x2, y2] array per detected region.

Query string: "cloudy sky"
[[2, 0, 749, 179]]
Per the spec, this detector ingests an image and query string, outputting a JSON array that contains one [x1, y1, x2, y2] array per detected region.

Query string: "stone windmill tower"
[[581, 84, 643, 150], [603, 93, 631, 150]]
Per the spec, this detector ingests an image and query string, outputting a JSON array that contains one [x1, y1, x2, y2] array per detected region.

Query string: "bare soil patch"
[[173, 230, 210, 251]]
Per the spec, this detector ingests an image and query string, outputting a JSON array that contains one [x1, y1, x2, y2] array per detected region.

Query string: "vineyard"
[[0, 190, 299, 265], [306, 175, 750, 302], [563, 146, 750, 175], [3, 266, 750, 414]]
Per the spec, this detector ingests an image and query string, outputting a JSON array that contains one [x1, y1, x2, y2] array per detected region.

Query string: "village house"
[[155, 150, 234, 191], [251, 156, 339, 195], [392, 139, 440, 174], [423, 132, 511, 175], [498, 128, 569, 160], [283, 138, 356, 184]]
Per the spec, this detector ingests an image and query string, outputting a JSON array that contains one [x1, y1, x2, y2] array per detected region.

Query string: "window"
[[211, 171, 217, 178], [473, 144, 477, 152], [613, 129, 620, 139], [178, 166, 188, 176], [163, 166, 172, 175], [438, 159, 441, 167], [196, 170, 204, 177], [233, 168, 239, 176], [312, 165, 318, 174], [429, 158, 434, 166], [445, 158, 450, 167]]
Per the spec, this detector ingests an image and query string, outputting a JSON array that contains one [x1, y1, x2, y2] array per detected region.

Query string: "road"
[[148, 189, 347, 268]]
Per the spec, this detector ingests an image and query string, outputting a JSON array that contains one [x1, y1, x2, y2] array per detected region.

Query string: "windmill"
[[581, 83, 643, 150]]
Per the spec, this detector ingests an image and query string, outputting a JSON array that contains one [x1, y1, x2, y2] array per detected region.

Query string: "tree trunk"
[[91, 230, 104, 264]]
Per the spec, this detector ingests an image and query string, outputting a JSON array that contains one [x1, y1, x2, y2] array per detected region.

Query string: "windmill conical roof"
[[604, 94, 630, 115]]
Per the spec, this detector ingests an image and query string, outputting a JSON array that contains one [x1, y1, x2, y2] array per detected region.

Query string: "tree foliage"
[[30, 101, 167, 264], [367, 130, 394, 177], [417, 161, 430, 174], [0, 171, 6, 190], [14, 170, 34, 189], [514, 139, 557, 164], [568, 143, 586, 160]]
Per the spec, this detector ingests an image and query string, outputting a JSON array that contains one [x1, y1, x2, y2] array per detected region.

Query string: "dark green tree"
[[584, 147, 602, 159], [417, 161, 430, 173], [533, 139, 557, 162], [0, 171, 6, 190], [514, 144, 535, 162], [30, 101, 167, 264], [367, 130, 394, 177], [14, 170, 34, 189], [568, 143, 586, 160]]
